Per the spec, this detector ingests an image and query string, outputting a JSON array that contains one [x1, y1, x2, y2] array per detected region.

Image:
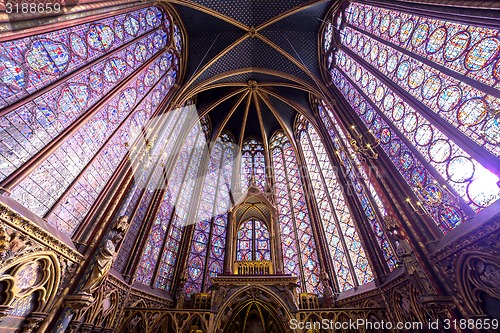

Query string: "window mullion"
[[279, 147, 308, 290], [304, 129, 359, 287], [152, 130, 203, 288], [335, 65, 474, 217]]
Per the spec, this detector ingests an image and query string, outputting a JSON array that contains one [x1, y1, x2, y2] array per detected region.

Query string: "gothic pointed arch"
[[229, 180, 279, 275], [457, 252, 500, 317], [321, 0, 500, 232], [213, 285, 294, 333], [0, 3, 184, 242]]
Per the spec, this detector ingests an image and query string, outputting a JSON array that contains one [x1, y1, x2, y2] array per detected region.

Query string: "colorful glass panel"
[[115, 107, 185, 274], [330, 68, 467, 231], [271, 131, 322, 294], [334, 50, 500, 213], [324, 21, 333, 52], [4, 6, 180, 237], [237, 220, 254, 261], [153, 124, 206, 291], [297, 117, 374, 291], [185, 139, 224, 294], [236, 218, 271, 262], [344, 2, 500, 89], [339, 26, 500, 157], [10, 51, 177, 235], [0, 6, 167, 109], [240, 138, 266, 192], [255, 220, 271, 261], [203, 139, 234, 289]]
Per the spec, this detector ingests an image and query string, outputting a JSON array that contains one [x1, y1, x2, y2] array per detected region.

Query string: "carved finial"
[[0, 223, 10, 256], [114, 215, 129, 234]]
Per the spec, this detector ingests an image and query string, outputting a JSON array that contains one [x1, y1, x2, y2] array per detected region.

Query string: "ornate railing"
[[192, 293, 211, 309], [234, 260, 273, 275], [298, 293, 319, 309]]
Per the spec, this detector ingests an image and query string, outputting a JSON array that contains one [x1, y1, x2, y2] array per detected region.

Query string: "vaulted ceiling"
[[167, 0, 335, 144]]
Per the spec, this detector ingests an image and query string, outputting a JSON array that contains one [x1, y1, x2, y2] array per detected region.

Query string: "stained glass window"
[[240, 138, 266, 192], [2, 6, 181, 238], [11, 52, 177, 235], [296, 115, 373, 292], [318, 102, 396, 270], [322, 2, 500, 231], [114, 108, 186, 273], [270, 131, 322, 294], [0, 29, 170, 183], [185, 133, 235, 294], [343, 3, 500, 89], [236, 218, 271, 262], [333, 49, 499, 213], [136, 122, 206, 291], [49, 70, 178, 232], [338, 26, 500, 157], [0, 6, 166, 109]]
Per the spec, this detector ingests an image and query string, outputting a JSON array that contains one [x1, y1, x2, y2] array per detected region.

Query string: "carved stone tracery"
[[0, 203, 82, 333], [457, 252, 500, 317]]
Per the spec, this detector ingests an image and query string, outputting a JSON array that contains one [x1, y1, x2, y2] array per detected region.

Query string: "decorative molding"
[[211, 275, 297, 286], [335, 287, 384, 308], [126, 287, 174, 309], [0, 203, 82, 263], [430, 214, 500, 263]]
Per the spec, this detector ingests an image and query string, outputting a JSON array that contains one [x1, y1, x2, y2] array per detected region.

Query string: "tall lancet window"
[[322, 2, 500, 232], [1, 5, 181, 237], [318, 102, 397, 270], [296, 115, 373, 292], [114, 107, 187, 273], [135, 122, 206, 291], [240, 138, 266, 192], [236, 218, 271, 261], [270, 131, 322, 294], [185, 133, 235, 294]]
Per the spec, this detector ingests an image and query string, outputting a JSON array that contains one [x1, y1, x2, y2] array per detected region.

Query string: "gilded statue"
[[79, 216, 128, 295], [384, 216, 436, 297], [321, 272, 337, 307]]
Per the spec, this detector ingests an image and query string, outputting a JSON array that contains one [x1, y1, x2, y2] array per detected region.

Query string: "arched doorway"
[[222, 299, 287, 333]]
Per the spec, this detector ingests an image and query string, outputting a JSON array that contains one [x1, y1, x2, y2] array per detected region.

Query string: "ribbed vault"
[[165, 0, 334, 143]]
